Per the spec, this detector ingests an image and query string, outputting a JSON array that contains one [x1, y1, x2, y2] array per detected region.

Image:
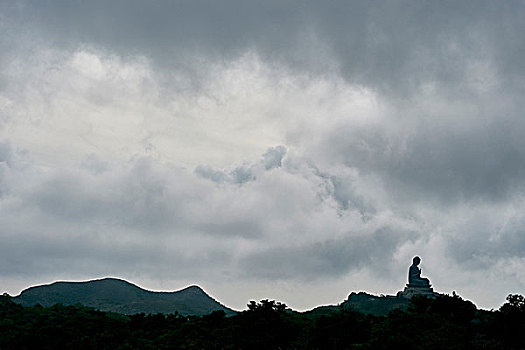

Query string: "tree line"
[[1, 293, 525, 349]]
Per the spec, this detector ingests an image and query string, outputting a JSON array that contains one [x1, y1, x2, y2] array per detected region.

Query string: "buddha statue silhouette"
[[408, 256, 431, 287]]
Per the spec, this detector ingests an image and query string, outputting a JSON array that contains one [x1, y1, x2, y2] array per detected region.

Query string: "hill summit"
[[13, 278, 236, 316]]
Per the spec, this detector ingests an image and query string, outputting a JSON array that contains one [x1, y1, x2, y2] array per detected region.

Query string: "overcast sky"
[[1, 1, 525, 311]]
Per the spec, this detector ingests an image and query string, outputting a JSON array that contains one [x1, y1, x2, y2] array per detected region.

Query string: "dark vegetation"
[[2, 293, 525, 349]]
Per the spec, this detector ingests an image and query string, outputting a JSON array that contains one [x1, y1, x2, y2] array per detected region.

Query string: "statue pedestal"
[[397, 284, 436, 299]]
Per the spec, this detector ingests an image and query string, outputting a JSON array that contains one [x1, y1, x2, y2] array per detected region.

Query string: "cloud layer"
[[1, 1, 525, 310]]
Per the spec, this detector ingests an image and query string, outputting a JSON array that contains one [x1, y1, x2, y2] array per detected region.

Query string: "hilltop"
[[304, 291, 412, 318], [12, 277, 236, 316]]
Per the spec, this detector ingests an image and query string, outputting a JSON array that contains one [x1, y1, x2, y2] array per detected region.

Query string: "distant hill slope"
[[341, 292, 410, 315], [305, 292, 411, 318], [12, 278, 236, 316]]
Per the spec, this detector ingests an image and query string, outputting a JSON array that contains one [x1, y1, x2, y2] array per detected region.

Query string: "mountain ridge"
[[13, 277, 236, 316]]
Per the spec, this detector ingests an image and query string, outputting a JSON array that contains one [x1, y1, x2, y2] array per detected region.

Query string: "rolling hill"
[[12, 278, 236, 316], [304, 291, 411, 318]]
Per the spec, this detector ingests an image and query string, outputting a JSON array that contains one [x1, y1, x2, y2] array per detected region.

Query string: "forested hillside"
[[2, 293, 525, 349]]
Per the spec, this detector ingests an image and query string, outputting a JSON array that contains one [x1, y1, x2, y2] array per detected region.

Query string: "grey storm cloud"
[[241, 227, 416, 280], [0, 144, 410, 281], [315, 108, 525, 206], [3, 1, 525, 95], [2, 1, 525, 310], [262, 146, 286, 170], [0, 142, 12, 164], [195, 164, 255, 185], [195, 146, 286, 184]]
